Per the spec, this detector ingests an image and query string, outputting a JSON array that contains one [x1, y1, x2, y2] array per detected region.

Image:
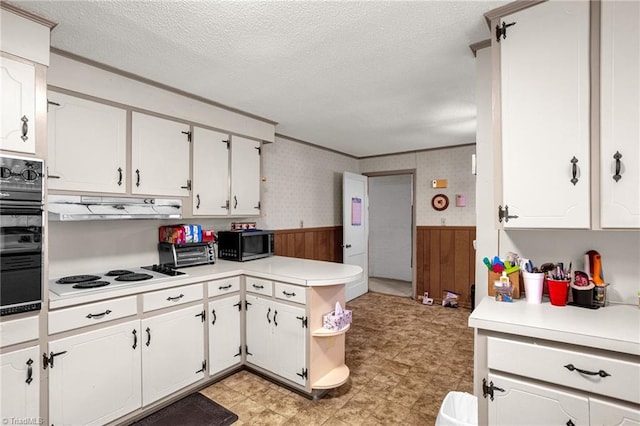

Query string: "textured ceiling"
[[11, 0, 505, 158]]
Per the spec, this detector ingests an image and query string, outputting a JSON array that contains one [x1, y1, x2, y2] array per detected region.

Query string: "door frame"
[[364, 169, 417, 299]]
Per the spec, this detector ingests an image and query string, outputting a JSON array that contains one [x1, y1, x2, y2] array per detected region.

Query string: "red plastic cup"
[[547, 279, 570, 306]]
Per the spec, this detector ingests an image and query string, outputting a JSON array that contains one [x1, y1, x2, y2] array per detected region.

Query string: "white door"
[[47, 91, 127, 193], [193, 127, 230, 215], [230, 136, 261, 216], [0, 346, 39, 421], [487, 372, 589, 425], [208, 296, 242, 375], [131, 112, 191, 197], [500, 0, 590, 228], [600, 0, 640, 229], [141, 305, 205, 406], [272, 302, 307, 386], [48, 321, 141, 426], [0, 57, 35, 153], [343, 172, 368, 301], [245, 295, 273, 371]]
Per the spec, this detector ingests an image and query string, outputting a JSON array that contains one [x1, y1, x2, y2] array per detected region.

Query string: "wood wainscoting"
[[274, 226, 343, 263], [416, 226, 476, 308]]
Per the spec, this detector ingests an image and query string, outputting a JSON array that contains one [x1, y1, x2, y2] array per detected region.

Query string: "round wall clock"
[[431, 194, 449, 211]]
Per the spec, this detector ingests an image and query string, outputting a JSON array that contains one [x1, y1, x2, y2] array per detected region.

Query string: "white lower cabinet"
[[245, 295, 307, 386], [208, 295, 242, 375], [48, 320, 141, 426], [0, 346, 40, 422], [591, 398, 640, 426], [141, 304, 206, 406]]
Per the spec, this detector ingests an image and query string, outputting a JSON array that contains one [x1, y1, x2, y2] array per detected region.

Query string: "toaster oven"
[[158, 242, 215, 268]]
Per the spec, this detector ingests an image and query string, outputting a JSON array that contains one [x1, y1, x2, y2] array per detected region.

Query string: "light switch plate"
[[432, 179, 448, 188]]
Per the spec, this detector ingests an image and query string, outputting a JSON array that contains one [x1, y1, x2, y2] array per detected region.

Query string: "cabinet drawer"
[[246, 277, 272, 296], [0, 315, 38, 347], [49, 296, 137, 334], [143, 284, 203, 312], [487, 336, 640, 404], [274, 282, 306, 305], [207, 277, 240, 297]]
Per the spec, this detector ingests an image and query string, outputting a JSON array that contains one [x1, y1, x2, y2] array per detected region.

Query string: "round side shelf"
[[311, 324, 350, 337]]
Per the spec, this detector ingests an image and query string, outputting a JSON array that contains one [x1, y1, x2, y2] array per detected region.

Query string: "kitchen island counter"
[[49, 256, 362, 309]]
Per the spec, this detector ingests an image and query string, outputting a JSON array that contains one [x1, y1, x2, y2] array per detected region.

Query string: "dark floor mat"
[[133, 392, 238, 426]]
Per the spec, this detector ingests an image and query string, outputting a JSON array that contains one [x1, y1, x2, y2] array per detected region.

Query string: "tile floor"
[[200, 291, 474, 425], [368, 277, 413, 298]]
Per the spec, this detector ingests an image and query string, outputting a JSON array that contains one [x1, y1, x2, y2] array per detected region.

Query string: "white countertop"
[[48, 256, 363, 309], [469, 297, 640, 356]]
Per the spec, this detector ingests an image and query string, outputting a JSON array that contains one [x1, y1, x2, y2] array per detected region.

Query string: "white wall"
[[368, 174, 412, 281]]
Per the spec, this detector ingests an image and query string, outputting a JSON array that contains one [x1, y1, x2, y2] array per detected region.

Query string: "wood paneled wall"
[[274, 226, 343, 263], [416, 226, 476, 308]]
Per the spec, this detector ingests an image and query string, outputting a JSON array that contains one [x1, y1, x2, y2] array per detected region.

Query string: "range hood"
[[48, 195, 182, 221]]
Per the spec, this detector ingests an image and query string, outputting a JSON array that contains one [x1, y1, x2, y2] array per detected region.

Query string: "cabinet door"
[[600, 1, 640, 229], [47, 91, 127, 193], [192, 127, 230, 215], [500, 1, 590, 228], [131, 112, 191, 197], [272, 301, 307, 386], [590, 397, 640, 426], [0, 57, 35, 153], [141, 305, 205, 406], [230, 136, 261, 216], [487, 372, 589, 425], [245, 295, 273, 371], [0, 346, 39, 421], [208, 295, 241, 375], [48, 321, 141, 426]]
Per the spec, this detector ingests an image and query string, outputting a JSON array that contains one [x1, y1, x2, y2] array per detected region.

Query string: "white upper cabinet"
[[131, 112, 191, 197], [499, 0, 590, 228], [230, 136, 261, 216], [192, 127, 230, 215], [600, 1, 640, 229], [0, 56, 36, 154], [47, 91, 127, 193]]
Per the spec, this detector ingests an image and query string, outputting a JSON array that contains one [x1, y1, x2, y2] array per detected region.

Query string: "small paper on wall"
[[351, 197, 362, 226]]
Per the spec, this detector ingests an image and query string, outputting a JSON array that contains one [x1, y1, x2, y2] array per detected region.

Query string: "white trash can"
[[435, 391, 478, 426]]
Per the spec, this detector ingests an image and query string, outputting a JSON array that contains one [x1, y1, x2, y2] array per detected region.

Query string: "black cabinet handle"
[[570, 156, 579, 185], [136, 169, 141, 187], [166, 294, 184, 302], [86, 309, 111, 319], [282, 291, 296, 297], [132, 329, 137, 349], [145, 327, 151, 347], [252, 284, 264, 289], [211, 309, 217, 325], [21, 115, 29, 142], [233, 195, 238, 209], [196, 194, 201, 209], [26, 358, 33, 384], [564, 364, 611, 378], [274, 310, 278, 327], [219, 284, 232, 290], [567, 420, 575, 426], [117, 167, 123, 186], [267, 307, 271, 323], [613, 151, 622, 182]]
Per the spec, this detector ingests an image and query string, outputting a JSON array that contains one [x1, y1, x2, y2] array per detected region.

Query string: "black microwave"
[[217, 230, 274, 262]]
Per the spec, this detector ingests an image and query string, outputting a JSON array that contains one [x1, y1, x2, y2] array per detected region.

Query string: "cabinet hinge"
[[498, 205, 519, 223], [181, 130, 192, 142], [234, 302, 242, 311], [254, 201, 261, 211], [245, 345, 253, 356], [181, 179, 192, 191], [255, 146, 261, 156], [234, 346, 242, 357], [495, 21, 516, 42], [296, 368, 308, 380], [296, 316, 308, 328], [196, 360, 206, 374], [195, 310, 205, 322], [482, 378, 505, 401], [42, 351, 67, 370], [222, 139, 230, 149], [244, 300, 252, 310]]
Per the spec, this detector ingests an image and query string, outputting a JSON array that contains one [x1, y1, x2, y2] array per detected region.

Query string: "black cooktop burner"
[[72, 281, 110, 289], [114, 273, 153, 282], [105, 270, 134, 276], [57, 275, 101, 284]]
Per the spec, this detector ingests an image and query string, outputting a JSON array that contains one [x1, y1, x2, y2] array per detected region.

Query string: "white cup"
[[523, 271, 545, 304]]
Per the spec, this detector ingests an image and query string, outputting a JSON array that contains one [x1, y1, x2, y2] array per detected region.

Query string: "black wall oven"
[[0, 155, 44, 316]]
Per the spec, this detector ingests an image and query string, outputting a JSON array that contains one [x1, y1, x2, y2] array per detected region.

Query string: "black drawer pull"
[[564, 364, 611, 378], [132, 329, 137, 349], [219, 284, 232, 290], [145, 327, 151, 347], [211, 309, 217, 325], [282, 291, 296, 297], [252, 284, 264, 289], [21, 115, 29, 142], [26, 358, 34, 384], [86, 309, 112, 319], [274, 310, 278, 327], [166, 294, 184, 302], [266, 307, 271, 323], [613, 151, 622, 182]]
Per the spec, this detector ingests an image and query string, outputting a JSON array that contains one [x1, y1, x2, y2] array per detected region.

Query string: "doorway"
[[367, 172, 414, 298]]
